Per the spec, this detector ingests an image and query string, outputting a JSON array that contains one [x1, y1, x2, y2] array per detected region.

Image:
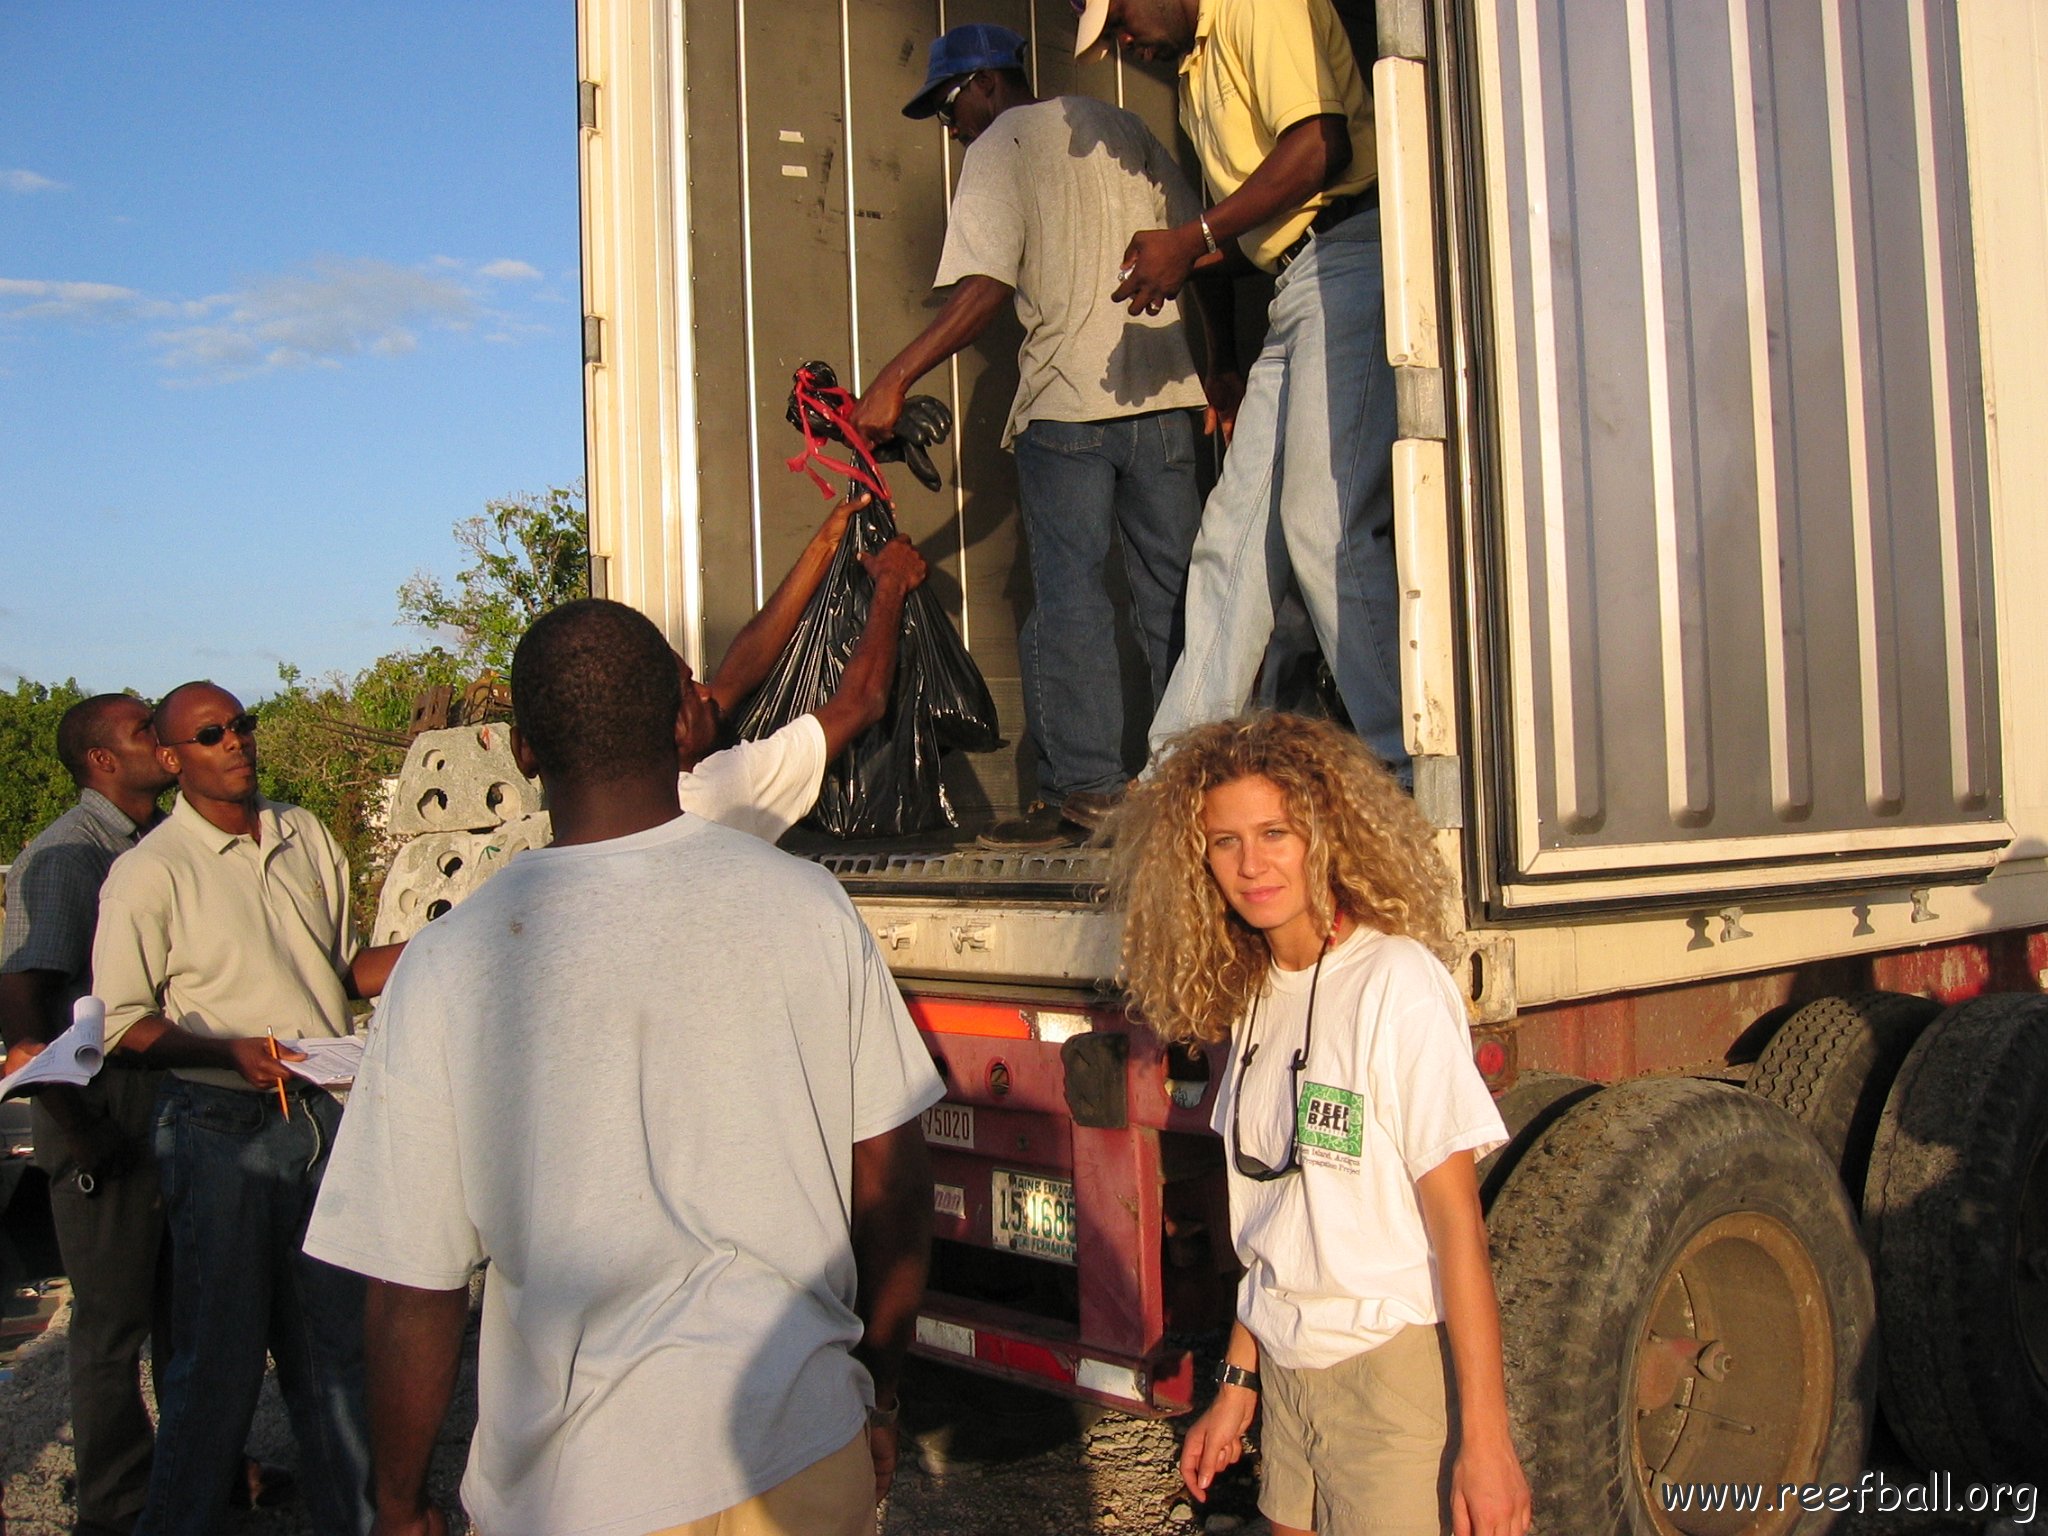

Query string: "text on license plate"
[[990, 1170, 1077, 1265], [922, 1103, 974, 1150]]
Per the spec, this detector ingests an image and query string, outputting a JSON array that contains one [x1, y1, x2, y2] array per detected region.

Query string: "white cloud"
[[1, 255, 541, 383], [1, 169, 62, 194], [149, 257, 483, 382], [0, 276, 155, 321]]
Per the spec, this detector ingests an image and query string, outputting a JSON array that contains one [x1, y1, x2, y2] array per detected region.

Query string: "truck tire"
[[1748, 992, 1940, 1204], [1862, 993, 2048, 1480], [1490, 1078, 1873, 1535], [1475, 1070, 1599, 1210]]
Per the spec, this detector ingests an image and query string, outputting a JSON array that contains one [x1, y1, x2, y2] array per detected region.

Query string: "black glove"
[[786, 361, 955, 493], [868, 394, 954, 492], [786, 359, 847, 442]]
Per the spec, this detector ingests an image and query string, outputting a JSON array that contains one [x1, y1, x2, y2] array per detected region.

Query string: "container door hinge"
[[578, 80, 600, 132], [582, 315, 603, 367], [1459, 935, 1517, 1024]]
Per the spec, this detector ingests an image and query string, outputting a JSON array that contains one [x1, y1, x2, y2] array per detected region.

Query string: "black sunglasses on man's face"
[[937, 75, 973, 127], [161, 712, 259, 749]]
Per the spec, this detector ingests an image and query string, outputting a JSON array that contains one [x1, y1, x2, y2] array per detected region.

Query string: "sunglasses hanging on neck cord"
[[1230, 934, 1331, 1181]]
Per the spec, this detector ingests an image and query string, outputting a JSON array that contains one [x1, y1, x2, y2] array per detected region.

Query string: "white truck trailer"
[[572, 1, 2048, 1528]]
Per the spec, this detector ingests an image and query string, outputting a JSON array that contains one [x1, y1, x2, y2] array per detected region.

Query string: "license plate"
[[990, 1169, 1078, 1265], [922, 1103, 974, 1150]]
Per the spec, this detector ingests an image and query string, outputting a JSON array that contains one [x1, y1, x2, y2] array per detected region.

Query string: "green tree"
[[257, 649, 466, 915], [0, 677, 93, 864], [398, 482, 590, 676]]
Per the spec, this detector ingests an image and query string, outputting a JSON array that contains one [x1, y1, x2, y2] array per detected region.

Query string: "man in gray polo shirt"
[[853, 23, 1224, 848], [1, 694, 174, 1536]]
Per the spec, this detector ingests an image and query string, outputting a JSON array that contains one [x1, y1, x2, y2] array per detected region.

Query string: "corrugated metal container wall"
[[1465, 0, 2003, 897], [673, 0, 1188, 819]]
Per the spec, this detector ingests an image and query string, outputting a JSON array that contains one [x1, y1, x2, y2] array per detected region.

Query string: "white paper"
[[0, 995, 107, 1102], [278, 1035, 365, 1088]]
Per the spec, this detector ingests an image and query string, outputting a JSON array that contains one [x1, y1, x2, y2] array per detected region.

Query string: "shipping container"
[[576, 0, 2048, 1525]]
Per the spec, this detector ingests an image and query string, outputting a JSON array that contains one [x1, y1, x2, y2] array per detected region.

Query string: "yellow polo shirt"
[[1178, 0, 1376, 272], [96, 793, 360, 1090]]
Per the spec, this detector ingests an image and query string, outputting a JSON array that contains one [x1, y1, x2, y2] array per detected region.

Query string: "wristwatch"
[[1214, 1361, 1261, 1394], [1198, 212, 1220, 256], [867, 1398, 900, 1429]]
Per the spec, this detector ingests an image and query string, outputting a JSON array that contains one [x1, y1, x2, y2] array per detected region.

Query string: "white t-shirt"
[[1211, 926, 1507, 1371], [936, 96, 1208, 447], [677, 713, 827, 842], [304, 812, 944, 1535]]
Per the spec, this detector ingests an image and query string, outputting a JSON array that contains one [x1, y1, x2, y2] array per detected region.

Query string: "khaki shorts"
[[1258, 1323, 1458, 1536], [650, 1431, 875, 1536]]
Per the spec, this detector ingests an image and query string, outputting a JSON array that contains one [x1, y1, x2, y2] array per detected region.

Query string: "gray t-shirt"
[[936, 96, 1208, 447], [305, 812, 944, 1534]]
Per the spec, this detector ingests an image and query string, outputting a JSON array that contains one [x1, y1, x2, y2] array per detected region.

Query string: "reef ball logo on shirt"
[[1297, 1082, 1364, 1162]]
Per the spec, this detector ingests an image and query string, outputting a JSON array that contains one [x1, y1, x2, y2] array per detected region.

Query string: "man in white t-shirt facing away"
[[852, 23, 1224, 849], [304, 598, 944, 1536], [677, 491, 927, 841]]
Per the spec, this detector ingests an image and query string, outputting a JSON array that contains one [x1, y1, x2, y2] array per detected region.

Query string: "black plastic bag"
[[734, 366, 999, 837]]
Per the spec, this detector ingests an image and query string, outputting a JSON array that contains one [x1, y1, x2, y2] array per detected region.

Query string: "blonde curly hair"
[[1103, 713, 1456, 1046]]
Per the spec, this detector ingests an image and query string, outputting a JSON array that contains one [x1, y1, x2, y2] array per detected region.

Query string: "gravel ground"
[[2, 1282, 2019, 1536]]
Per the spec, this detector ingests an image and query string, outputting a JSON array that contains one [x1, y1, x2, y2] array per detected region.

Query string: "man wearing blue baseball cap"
[[855, 24, 1229, 850]]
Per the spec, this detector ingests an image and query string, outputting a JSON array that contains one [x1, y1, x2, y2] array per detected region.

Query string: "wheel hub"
[[1633, 1212, 1834, 1536]]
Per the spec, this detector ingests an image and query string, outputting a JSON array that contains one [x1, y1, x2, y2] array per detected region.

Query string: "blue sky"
[[0, 3, 582, 703]]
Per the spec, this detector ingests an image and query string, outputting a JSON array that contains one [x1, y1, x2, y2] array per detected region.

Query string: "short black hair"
[[994, 65, 1030, 93], [511, 599, 682, 781], [55, 694, 146, 786], [149, 680, 230, 748]]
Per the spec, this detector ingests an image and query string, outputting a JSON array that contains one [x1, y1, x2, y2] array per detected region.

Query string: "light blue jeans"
[[1147, 208, 1408, 777], [1012, 409, 1203, 799]]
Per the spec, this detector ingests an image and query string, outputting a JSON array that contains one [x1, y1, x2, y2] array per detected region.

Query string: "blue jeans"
[[139, 1079, 371, 1536], [1012, 409, 1204, 799], [1148, 208, 1409, 777]]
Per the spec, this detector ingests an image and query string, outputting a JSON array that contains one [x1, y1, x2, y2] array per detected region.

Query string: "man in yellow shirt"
[[1079, 0, 1408, 783]]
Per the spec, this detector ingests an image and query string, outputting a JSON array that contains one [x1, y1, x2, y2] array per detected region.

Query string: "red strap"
[[785, 370, 894, 506]]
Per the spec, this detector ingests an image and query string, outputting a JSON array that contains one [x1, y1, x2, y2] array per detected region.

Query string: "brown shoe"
[[1059, 787, 1126, 835], [975, 802, 1077, 850]]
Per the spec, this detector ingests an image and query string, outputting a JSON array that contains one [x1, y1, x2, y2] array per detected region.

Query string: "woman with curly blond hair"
[[1107, 714, 1529, 1536]]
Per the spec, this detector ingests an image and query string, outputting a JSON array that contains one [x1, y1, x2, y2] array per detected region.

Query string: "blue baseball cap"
[[903, 24, 1028, 120]]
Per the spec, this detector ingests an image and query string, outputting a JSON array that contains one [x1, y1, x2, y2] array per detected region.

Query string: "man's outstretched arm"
[[850, 1114, 933, 1502], [810, 538, 928, 759], [708, 494, 868, 716], [363, 1278, 469, 1536], [850, 275, 1012, 445]]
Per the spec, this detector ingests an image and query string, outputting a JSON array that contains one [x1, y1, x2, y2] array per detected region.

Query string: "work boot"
[[975, 801, 1077, 851], [1059, 787, 1125, 836]]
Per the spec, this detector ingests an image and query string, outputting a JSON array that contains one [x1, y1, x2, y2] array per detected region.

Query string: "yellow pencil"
[[266, 1028, 290, 1118]]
